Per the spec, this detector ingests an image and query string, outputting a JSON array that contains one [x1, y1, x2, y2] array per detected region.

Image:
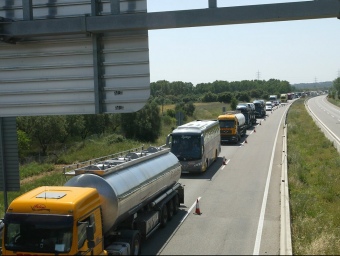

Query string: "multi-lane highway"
[[305, 95, 340, 153], [142, 104, 290, 255]]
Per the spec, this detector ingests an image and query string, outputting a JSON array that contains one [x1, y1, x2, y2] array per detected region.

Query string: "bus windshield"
[[4, 213, 73, 253], [170, 135, 201, 161]]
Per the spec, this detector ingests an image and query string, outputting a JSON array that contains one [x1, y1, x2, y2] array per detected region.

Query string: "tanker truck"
[[0, 146, 184, 255], [218, 111, 246, 143]]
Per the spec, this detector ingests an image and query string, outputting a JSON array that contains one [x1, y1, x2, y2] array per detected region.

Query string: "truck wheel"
[[131, 231, 141, 256], [167, 199, 174, 220], [160, 204, 168, 228], [173, 194, 179, 214], [118, 230, 141, 255]]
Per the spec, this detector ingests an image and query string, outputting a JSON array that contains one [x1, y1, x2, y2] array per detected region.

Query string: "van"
[[265, 101, 272, 111]]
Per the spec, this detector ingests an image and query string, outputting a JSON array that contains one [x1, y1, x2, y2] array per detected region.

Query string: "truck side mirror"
[[166, 135, 171, 147], [0, 218, 4, 234], [0, 218, 4, 250], [86, 224, 95, 249]]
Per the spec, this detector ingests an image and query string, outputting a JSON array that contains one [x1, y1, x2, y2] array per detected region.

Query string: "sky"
[[146, 0, 340, 85]]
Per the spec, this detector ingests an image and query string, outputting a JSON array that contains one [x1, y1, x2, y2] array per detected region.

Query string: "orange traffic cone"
[[194, 199, 202, 215]]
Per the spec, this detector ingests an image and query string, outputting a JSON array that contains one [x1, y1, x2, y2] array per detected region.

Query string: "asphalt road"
[[306, 95, 340, 152], [142, 104, 289, 255]]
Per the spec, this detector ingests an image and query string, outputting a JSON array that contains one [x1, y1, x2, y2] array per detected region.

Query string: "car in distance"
[[265, 101, 273, 111]]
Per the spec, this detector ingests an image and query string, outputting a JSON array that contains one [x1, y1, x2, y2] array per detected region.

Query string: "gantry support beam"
[[1, 0, 339, 43]]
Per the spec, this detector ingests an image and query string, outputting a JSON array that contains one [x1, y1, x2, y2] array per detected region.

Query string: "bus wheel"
[[167, 199, 174, 220], [160, 204, 168, 228]]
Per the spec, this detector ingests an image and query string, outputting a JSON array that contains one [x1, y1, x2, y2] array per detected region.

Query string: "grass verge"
[[287, 99, 340, 255]]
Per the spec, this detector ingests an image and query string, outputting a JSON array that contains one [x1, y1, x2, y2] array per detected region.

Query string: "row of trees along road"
[[151, 79, 293, 104], [329, 77, 340, 99], [17, 79, 293, 162]]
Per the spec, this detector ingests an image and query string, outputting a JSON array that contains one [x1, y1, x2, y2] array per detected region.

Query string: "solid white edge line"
[[253, 107, 289, 255], [158, 197, 202, 254], [181, 196, 202, 223]]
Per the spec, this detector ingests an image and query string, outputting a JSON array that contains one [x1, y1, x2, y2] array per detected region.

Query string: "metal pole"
[[209, 0, 217, 8], [111, 0, 120, 15], [22, 0, 33, 20], [91, 0, 103, 114], [0, 118, 8, 214]]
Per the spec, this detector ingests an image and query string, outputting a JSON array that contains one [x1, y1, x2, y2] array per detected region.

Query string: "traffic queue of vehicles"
[[0, 97, 283, 256], [219, 98, 277, 144]]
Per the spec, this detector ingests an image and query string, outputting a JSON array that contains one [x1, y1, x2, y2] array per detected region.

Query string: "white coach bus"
[[166, 120, 221, 173]]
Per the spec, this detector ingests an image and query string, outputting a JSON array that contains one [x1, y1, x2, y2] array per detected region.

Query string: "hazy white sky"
[[147, 0, 340, 85]]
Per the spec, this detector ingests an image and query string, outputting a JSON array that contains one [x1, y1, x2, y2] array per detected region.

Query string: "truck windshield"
[[237, 108, 247, 114], [219, 120, 235, 128], [170, 135, 201, 160], [4, 213, 73, 253]]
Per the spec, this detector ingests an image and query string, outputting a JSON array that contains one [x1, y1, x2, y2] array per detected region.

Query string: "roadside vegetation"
[[287, 99, 340, 255], [1, 77, 340, 254], [0, 101, 227, 215], [328, 77, 340, 107]]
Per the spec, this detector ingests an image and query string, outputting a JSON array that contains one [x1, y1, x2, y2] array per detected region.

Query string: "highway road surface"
[[142, 103, 290, 255], [305, 95, 340, 153]]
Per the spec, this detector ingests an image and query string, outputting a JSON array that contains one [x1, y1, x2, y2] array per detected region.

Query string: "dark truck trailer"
[[253, 100, 266, 118], [236, 104, 252, 128]]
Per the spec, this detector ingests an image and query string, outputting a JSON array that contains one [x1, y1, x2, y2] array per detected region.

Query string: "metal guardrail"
[[280, 122, 292, 255]]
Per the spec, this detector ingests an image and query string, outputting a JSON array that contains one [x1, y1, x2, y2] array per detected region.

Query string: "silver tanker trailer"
[[1, 146, 184, 256]]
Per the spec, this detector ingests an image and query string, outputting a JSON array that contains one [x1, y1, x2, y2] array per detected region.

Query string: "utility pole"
[[256, 70, 261, 80]]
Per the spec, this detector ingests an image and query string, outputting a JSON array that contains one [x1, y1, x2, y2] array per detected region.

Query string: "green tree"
[[17, 129, 31, 159], [166, 109, 176, 118], [333, 77, 340, 98], [202, 92, 218, 102], [235, 92, 250, 102], [17, 116, 67, 155], [230, 97, 238, 110], [218, 92, 233, 103], [185, 102, 196, 116], [63, 115, 85, 142], [120, 101, 161, 142], [79, 114, 110, 140]]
